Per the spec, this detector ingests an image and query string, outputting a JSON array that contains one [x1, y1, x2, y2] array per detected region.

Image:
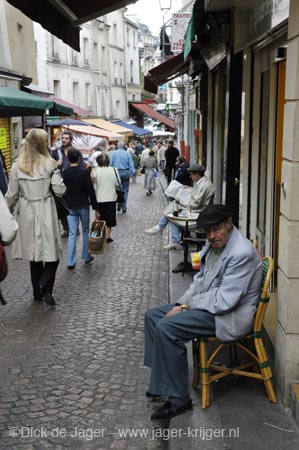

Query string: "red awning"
[[7, 0, 138, 51], [144, 53, 189, 94], [130, 103, 175, 131]]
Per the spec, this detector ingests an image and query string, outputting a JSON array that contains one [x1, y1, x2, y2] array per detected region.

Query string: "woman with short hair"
[[144, 149, 157, 196], [93, 153, 119, 242]]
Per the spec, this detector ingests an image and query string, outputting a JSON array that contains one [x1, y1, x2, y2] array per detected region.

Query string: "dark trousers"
[[144, 304, 216, 398], [165, 166, 175, 184], [30, 260, 59, 299]]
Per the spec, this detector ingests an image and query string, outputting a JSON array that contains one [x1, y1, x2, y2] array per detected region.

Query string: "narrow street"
[[0, 176, 169, 450]]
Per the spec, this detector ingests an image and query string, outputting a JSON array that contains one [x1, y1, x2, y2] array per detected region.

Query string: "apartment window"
[[51, 35, 59, 59], [116, 100, 120, 116], [53, 80, 61, 97], [17, 23, 25, 67], [72, 51, 78, 65], [73, 81, 79, 105], [127, 27, 130, 45], [83, 38, 89, 65], [101, 46, 106, 67], [93, 42, 99, 70], [133, 31, 136, 47], [85, 83, 91, 109], [35, 40, 38, 55], [113, 24, 117, 44], [114, 62, 118, 85], [130, 60, 133, 84], [119, 63, 123, 86]]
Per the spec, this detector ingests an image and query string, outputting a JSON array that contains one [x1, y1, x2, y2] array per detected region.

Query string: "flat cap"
[[197, 205, 232, 228], [187, 163, 205, 173]]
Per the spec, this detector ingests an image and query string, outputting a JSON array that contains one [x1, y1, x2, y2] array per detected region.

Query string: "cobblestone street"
[[0, 176, 170, 450]]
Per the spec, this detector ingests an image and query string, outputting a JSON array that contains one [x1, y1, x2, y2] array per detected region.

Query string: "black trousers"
[[30, 260, 59, 299]]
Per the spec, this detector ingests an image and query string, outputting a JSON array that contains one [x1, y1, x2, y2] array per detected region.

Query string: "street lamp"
[[159, 0, 172, 11], [159, 0, 172, 115]]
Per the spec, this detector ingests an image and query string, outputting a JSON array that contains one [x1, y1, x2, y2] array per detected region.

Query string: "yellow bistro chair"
[[192, 256, 277, 409]]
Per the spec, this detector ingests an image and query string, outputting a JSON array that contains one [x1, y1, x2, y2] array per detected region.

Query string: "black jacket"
[[62, 166, 98, 210]]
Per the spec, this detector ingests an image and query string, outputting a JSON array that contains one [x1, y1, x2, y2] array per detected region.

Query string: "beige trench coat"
[[5, 158, 66, 262]]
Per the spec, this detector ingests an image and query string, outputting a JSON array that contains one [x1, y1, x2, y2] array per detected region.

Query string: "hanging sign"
[[171, 13, 192, 53], [0, 128, 7, 148]]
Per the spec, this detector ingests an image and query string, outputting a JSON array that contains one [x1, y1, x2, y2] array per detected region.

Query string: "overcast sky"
[[126, 0, 183, 35]]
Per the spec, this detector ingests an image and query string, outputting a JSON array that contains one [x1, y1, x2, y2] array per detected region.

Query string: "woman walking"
[[93, 153, 118, 242], [5, 129, 66, 306], [144, 149, 157, 196]]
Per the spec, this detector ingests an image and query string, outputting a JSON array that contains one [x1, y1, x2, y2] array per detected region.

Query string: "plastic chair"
[[192, 256, 277, 408]]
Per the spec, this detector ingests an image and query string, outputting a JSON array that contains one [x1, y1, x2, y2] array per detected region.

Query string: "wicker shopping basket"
[[88, 219, 107, 254]]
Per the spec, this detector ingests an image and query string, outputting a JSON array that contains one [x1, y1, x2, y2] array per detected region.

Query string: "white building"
[[34, 9, 141, 120]]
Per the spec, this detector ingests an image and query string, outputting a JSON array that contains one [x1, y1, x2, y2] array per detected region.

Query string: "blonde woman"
[[5, 129, 66, 306]]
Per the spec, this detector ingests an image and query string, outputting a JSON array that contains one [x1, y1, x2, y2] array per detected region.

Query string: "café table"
[[167, 212, 200, 275]]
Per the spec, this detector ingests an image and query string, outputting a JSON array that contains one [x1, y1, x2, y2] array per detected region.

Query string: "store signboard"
[[171, 13, 192, 53], [0, 128, 7, 148]]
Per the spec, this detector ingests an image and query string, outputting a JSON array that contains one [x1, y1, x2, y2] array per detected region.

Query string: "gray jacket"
[[180, 226, 263, 341]]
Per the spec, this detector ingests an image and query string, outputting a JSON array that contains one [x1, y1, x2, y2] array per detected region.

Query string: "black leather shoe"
[[146, 391, 166, 402], [172, 262, 185, 273], [44, 292, 56, 306], [67, 265, 75, 270], [151, 400, 193, 421]]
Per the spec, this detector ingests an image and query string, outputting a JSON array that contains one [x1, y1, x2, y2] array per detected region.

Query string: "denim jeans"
[[67, 208, 91, 266], [118, 169, 131, 211], [158, 216, 181, 243]]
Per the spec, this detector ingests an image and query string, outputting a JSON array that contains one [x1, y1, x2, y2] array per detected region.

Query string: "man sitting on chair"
[[145, 164, 214, 250], [144, 205, 262, 421]]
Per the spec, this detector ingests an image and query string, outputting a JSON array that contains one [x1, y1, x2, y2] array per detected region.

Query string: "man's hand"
[[57, 159, 63, 166], [175, 197, 180, 204], [166, 305, 183, 317], [95, 211, 101, 220]]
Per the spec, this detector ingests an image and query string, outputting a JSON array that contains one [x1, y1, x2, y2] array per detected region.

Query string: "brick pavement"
[[0, 175, 170, 450]]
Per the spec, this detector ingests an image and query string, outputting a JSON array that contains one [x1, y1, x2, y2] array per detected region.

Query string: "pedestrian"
[[0, 150, 8, 195], [109, 140, 136, 213], [157, 141, 167, 172], [5, 129, 66, 306], [93, 153, 119, 243], [174, 156, 192, 186], [0, 190, 18, 305], [165, 140, 180, 184], [144, 150, 157, 196], [144, 205, 263, 421], [128, 147, 140, 183], [145, 164, 214, 250], [135, 140, 144, 156], [52, 131, 84, 237], [0, 190, 18, 245], [62, 148, 99, 270]]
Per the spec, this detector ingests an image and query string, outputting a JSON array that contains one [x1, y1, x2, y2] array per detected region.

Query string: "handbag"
[[113, 169, 125, 204], [88, 219, 107, 254], [140, 166, 146, 174], [50, 186, 70, 219]]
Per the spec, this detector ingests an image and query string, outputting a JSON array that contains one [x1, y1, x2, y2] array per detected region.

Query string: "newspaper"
[[164, 180, 192, 205]]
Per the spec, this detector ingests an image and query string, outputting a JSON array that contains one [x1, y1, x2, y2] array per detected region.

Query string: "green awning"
[[0, 87, 54, 117], [49, 102, 73, 117], [184, 13, 195, 61]]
